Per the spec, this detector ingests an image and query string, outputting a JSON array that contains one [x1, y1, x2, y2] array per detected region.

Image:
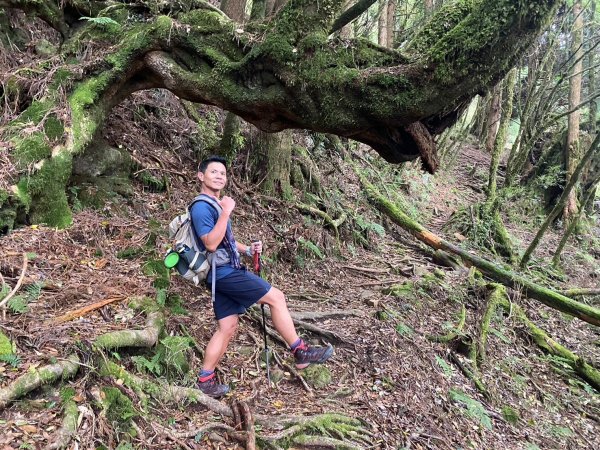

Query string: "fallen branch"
[[562, 288, 600, 297], [353, 165, 600, 327], [493, 284, 600, 391], [48, 295, 127, 324], [0, 355, 80, 411], [291, 309, 361, 321]]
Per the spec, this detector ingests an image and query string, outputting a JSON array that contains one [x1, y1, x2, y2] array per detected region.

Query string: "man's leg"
[[198, 314, 238, 398], [203, 314, 239, 371], [258, 287, 333, 369], [257, 287, 299, 346]]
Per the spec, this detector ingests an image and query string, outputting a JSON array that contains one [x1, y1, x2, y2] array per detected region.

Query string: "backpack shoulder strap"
[[187, 194, 222, 249]]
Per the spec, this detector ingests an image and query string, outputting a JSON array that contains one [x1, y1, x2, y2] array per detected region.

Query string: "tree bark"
[[487, 68, 516, 203], [564, 0, 584, 221]]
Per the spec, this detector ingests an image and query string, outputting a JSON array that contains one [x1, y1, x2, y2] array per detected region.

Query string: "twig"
[[0, 253, 28, 320], [355, 278, 408, 287], [47, 295, 126, 324], [341, 265, 390, 274]]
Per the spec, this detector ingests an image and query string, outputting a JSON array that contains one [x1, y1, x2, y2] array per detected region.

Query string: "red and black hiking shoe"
[[293, 342, 334, 369], [197, 373, 230, 398]]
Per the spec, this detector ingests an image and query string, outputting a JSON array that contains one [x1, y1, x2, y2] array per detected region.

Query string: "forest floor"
[[1, 114, 599, 449]]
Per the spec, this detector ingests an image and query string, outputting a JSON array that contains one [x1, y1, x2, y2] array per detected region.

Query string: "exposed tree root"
[[472, 286, 503, 367], [447, 351, 490, 399], [94, 309, 164, 349], [295, 202, 347, 240], [352, 163, 600, 327], [291, 309, 361, 321], [45, 398, 78, 450], [99, 360, 233, 417], [0, 252, 27, 320], [0, 354, 80, 410]]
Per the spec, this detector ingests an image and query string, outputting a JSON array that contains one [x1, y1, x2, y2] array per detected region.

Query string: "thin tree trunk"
[[521, 131, 600, 267], [339, 0, 355, 39], [588, 1, 597, 137], [484, 83, 503, 154], [378, 0, 388, 46], [487, 68, 517, 203], [564, 0, 584, 221], [386, 0, 396, 47]]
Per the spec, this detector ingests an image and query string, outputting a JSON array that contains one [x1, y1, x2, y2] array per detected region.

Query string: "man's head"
[[198, 155, 228, 192], [198, 155, 227, 174]]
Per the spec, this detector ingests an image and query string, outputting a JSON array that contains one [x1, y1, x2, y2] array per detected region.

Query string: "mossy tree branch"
[[2, 0, 559, 227]]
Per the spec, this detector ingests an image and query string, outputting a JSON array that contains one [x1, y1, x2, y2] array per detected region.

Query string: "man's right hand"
[[220, 196, 235, 214]]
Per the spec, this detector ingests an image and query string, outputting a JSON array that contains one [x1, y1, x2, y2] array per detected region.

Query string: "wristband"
[[245, 247, 252, 257]]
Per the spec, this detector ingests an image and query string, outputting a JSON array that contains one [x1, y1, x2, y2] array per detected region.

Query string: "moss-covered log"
[[0, 354, 80, 410], [1, 0, 559, 226], [492, 284, 600, 392], [353, 164, 600, 327]]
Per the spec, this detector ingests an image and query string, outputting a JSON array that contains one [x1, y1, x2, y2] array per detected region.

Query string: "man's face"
[[198, 162, 227, 190]]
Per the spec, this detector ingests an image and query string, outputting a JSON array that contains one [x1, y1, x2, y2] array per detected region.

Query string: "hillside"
[[0, 90, 599, 449]]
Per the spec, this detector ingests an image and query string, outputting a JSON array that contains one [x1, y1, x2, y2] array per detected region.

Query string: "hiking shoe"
[[197, 373, 230, 398], [293, 342, 334, 369]]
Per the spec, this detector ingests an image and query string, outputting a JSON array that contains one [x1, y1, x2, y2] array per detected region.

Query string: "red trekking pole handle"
[[252, 240, 261, 274]]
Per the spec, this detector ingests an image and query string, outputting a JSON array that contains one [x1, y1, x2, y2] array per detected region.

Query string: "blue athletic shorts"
[[207, 268, 272, 320]]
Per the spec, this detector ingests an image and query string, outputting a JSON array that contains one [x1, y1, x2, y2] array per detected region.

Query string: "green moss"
[[44, 115, 64, 140], [301, 364, 332, 389], [19, 153, 73, 228], [0, 331, 14, 357], [101, 386, 137, 428], [12, 132, 51, 168]]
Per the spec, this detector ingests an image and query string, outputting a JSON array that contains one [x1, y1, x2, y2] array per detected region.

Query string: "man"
[[192, 155, 334, 398]]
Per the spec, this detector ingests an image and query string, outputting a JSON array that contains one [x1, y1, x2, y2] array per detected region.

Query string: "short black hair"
[[198, 155, 227, 173]]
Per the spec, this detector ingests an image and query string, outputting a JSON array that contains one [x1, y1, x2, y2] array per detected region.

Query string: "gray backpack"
[[165, 195, 230, 288]]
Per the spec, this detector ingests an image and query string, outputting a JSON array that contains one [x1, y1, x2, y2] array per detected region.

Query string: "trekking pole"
[[253, 241, 271, 386]]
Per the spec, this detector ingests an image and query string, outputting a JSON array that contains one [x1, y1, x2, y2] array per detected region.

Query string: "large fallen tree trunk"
[[353, 164, 600, 327]]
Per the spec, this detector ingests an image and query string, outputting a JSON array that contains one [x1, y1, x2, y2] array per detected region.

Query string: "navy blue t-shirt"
[[190, 199, 236, 281]]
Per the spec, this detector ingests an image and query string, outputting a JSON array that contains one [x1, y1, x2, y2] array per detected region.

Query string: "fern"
[[298, 237, 324, 259], [0, 353, 20, 368], [25, 282, 43, 302], [79, 16, 120, 27], [7, 295, 29, 314], [449, 389, 492, 429], [131, 354, 163, 376], [435, 355, 453, 378]]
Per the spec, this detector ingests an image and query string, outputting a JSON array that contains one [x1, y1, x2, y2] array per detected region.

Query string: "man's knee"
[[261, 287, 286, 308], [218, 317, 239, 338]]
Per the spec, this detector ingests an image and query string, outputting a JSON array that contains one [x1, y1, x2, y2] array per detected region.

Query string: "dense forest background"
[[0, 0, 599, 449]]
